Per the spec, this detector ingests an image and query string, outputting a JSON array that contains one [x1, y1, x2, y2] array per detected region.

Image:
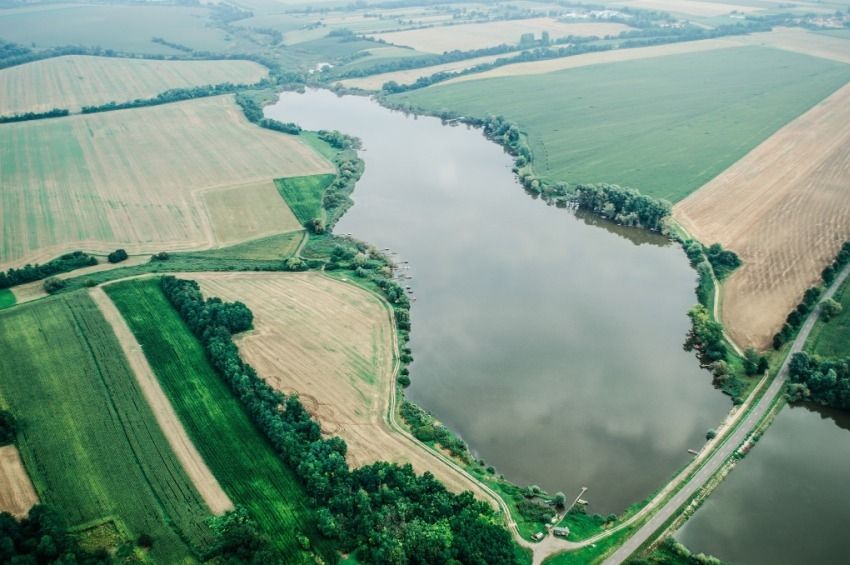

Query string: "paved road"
[[602, 263, 850, 565]]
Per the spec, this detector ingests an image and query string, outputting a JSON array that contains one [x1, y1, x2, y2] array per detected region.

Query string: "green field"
[[806, 276, 850, 358], [105, 279, 330, 563], [193, 231, 305, 261], [0, 289, 14, 309], [0, 293, 211, 562], [276, 173, 337, 224], [0, 4, 233, 54], [392, 46, 850, 202]]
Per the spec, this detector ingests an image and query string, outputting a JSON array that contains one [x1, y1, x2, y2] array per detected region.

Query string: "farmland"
[[0, 445, 38, 518], [0, 95, 332, 270], [105, 278, 329, 563], [275, 173, 336, 224], [0, 3, 234, 54], [610, 0, 759, 17], [441, 37, 742, 85], [371, 18, 632, 53], [393, 46, 850, 202], [675, 82, 850, 350], [0, 56, 268, 116], [737, 27, 850, 64], [0, 293, 212, 561], [190, 271, 489, 496]]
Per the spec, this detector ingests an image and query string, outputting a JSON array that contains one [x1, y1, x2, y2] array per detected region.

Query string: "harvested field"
[[612, 0, 759, 17], [371, 18, 632, 53], [0, 293, 212, 562], [735, 27, 850, 64], [204, 181, 302, 246], [442, 37, 741, 85], [0, 55, 268, 117], [91, 286, 233, 515], [0, 95, 333, 270], [675, 82, 850, 350], [192, 271, 489, 498], [0, 445, 38, 518], [340, 51, 515, 90]]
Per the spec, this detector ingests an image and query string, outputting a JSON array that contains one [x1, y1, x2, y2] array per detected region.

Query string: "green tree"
[[821, 298, 842, 321]]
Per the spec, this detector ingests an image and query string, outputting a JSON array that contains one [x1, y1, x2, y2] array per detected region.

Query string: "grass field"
[[0, 95, 332, 270], [371, 18, 632, 53], [0, 56, 268, 116], [0, 293, 212, 562], [0, 289, 14, 310], [191, 231, 305, 261], [105, 278, 329, 563], [675, 82, 850, 349], [191, 272, 488, 496], [393, 46, 850, 203], [275, 173, 336, 224], [0, 3, 233, 54], [806, 273, 850, 358]]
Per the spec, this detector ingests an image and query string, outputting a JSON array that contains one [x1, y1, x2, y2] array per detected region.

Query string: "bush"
[[151, 252, 170, 261], [43, 277, 66, 294], [136, 533, 154, 548], [107, 248, 128, 263], [821, 298, 843, 322], [0, 410, 16, 445]]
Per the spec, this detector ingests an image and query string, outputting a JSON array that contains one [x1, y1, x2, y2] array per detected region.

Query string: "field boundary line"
[[90, 285, 234, 515]]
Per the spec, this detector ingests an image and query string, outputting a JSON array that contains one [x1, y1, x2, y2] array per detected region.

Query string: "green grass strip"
[[276, 173, 336, 224], [105, 278, 330, 563]]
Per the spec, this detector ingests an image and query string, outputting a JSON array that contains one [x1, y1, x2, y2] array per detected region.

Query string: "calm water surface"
[[267, 89, 729, 512], [677, 403, 850, 564]]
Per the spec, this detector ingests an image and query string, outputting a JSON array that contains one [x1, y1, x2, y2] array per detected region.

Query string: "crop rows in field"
[[393, 46, 850, 203], [105, 278, 330, 564], [0, 293, 211, 561]]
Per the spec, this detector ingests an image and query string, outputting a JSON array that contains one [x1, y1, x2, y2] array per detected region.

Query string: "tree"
[[553, 492, 567, 508], [107, 248, 128, 263], [821, 298, 842, 321], [0, 410, 15, 445], [705, 429, 717, 440], [743, 347, 760, 375], [43, 277, 65, 294]]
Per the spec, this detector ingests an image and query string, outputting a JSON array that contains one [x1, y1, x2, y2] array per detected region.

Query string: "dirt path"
[[89, 286, 233, 515], [0, 445, 38, 518]]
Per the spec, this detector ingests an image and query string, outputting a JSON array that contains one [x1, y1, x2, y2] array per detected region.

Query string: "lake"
[[266, 88, 729, 513]]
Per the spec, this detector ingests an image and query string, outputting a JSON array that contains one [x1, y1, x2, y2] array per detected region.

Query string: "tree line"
[[234, 93, 302, 134], [0, 506, 110, 564], [81, 82, 263, 114], [773, 241, 849, 349], [574, 184, 671, 232], [159, 276, 518, 564], [0, 108, 69, 124], [0, 251, 97, 289]]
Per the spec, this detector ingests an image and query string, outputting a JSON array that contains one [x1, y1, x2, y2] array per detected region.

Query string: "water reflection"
[[266, 89, 729, 512]]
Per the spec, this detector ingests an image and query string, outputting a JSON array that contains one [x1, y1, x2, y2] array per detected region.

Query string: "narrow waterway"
[[677, 403, 850, 564], [266, 89, 729, 513]]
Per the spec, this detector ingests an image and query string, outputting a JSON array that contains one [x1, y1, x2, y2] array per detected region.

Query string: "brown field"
[[442, 36, 742, 84], [340, 51, 514, 90], [192, 271, 489, 498], [371, 18, 632, 53], [0, 95, 332, 271], [734, 27, 850, 64], [0, 445, 38, 518], [90, 286, 234, 515], [612, 0, 759, 17], [0, 55, 268, 116], [675, 82, 850, 350]]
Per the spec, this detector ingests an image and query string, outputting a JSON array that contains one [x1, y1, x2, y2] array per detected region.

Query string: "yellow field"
[[441, 37, 742, 84], [192, 272, 489, 498], [0, 55, 268, 116], [371, 18, 632, 53], [0, 95, 332, 270], [675, 82, 850, 350], [0, 445, 38, 518], [735, 27, 850, 64]]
